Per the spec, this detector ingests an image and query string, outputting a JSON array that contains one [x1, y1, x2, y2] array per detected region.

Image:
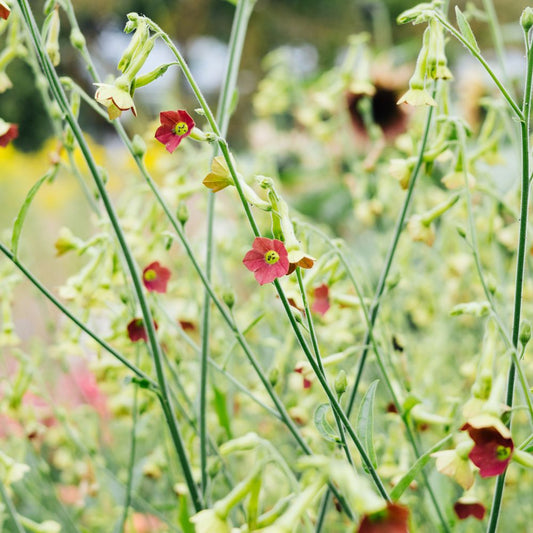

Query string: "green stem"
[[486, 29, 533, 533], [16, 0, 202, 512], [433, 11, 523, 120], [345, 88, 436, 416], [199, 0, 254, 501], [481, 0, 508, 83], [0, 478, 25, 533]]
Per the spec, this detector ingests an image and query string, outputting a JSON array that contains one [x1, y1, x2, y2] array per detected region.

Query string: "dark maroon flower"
[[0, 1, 10, 20], [155, 110, 195, 153], [242, 237, 289, 285], [0, 122, 18, 147], [461, 415, 514, 477], [454, 499, 486, 520], [357, 502, 409, 533], [127, 318, 158, 342], [142, 261, 171, 293], [311, 283, 330, 316], [179, 320, 196, 331]]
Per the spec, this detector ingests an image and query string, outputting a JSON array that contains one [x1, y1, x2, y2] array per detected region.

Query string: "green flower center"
[[144, 269, 157, 281], [264, 250, 279, 265], [174, 121, 189, 136], [496, 445, 512, 461]]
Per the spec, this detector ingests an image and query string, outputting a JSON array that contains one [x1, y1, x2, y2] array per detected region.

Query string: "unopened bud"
[[70, 28, 86, 50], [222, 288, 235, 310], [268, 366, 279, 387], [519, 320, 531, 346], [176, 201, 189, 225], [131, 134, 146, 158], [45, 7, 61, 67], [335, 370, 347, 396], [521, 7, 533, 32]]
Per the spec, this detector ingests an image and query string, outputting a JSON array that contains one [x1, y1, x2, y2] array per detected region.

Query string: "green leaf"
[[11, 169, 55, 261], [213, 386, 232, 439], [314, 403, 340, 443], [455, 7, 480, 53], [403, 394, 422, 414], [390, 435, 452, 501], [356, 380, 379, 469]]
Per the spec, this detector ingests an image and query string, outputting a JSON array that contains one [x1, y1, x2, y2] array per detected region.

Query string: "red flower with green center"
[[0, 1, 10, 20], [357, 502, 409, 533], [0, 122, 18, 147], [142, 261, 171, 293], [453, 499, 486, 520], [460, 415, 514, 477], [311, 283, 330, 315], [155, 110, 195, 153], [242, 237, 289, 285], [127, 318, 158, 342]]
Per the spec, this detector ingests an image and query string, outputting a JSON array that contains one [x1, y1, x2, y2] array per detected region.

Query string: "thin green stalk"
[[345, 89, 437, 416], [199, 0, 254, 500], [16, 0, 202, 512], [486, 28, 533, 533], [0, 478, 25, 533], [0, 241, 154, 386], [433, 11, 523, 120], [481, 0, 508, 83]]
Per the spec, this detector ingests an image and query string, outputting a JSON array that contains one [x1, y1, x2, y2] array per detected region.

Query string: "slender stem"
[[16, 0, 202, 512], [481, 0, 508, 83], [199, 0, 254, 500], [486, 29, 533, 533], [345, 88, 437, 416], [0, 478, 25, 533], [433, 11, 523, 120]]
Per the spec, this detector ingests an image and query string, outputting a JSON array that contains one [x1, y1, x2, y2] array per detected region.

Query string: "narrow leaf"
[[11, 169, 54, 260], [213, 386, 232, 439], [455, 7, 480, 53], [390, 435, 452, 501], [314, 403, 340, 443], [356, 379, 379, 469]]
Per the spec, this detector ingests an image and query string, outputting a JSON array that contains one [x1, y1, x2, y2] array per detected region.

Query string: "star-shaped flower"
[[127, 318, 158, 342], [242, 237, 289, 285], [0, 1, 10, 20], [155, 110, 195, 153], [461, 414, 514, 477], [94, 82, 136, 120], [357, 502, 409, 533], [0, 119, 18, 147], [142, 261, 171, 293], [453, 497, 486, 520], [311, 283, 331, 316]]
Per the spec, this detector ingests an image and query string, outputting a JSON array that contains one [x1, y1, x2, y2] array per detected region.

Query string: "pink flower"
[[242, 237, 289, 285], [357, 502, 409, 533], [311, 283, 330, 315], [453, 499, 486, 520], [0, 121, 18, 147], [155, 110, 195, 153], [142, 261, 171, 293], [127, 318, 158, 342], [461, 415, 514, 477]]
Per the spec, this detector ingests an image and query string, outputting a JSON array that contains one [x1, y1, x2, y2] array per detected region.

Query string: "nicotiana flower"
[[311, 283, 331, 316], [357, 502, 409, 533], [94, 82, 136, 120], [453, 497, 486, 520], [287, 249, 316, 274], [155, 110, 195, 153], [242, 237, 289, 285], [461, 414, 514, 477], [0, 119, 18, 147], [0, 1, 10, 19], [432, 443, 475, 490], [142, 261, 171, 293], [397, 88, 437, 107], [202, 155, 234, 192], [127, 318, 158, 342]]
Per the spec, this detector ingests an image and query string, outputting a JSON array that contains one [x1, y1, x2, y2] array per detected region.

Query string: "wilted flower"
[[155, 109, 195, 153], [142, 261, 171, 293], [432, 444, 475, 490], [461, 415, 514, 477], [203, 155, 234, 192], [0, 1, 10, 20], [242, 237, 289, 285], [127, 318, 158, 342], [407, 214, 435, 246], [94, 82, 136, 120], [0, 119, 18, 147], [453, 497, 486, 520], [357, 502, 409, 533], [311, 283, 331, 316], [389, 158, 413, 189], [287, 249, 316, 274]]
